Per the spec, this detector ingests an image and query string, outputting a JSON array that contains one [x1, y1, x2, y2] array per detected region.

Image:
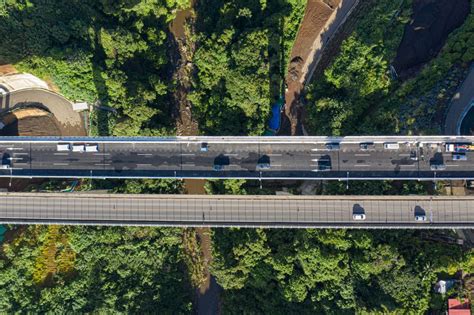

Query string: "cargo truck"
[[445, 143, 474, 152]]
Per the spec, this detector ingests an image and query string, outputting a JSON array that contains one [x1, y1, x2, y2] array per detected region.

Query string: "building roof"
[[0, 73, 49, 92], [448, 298, 471, 315]]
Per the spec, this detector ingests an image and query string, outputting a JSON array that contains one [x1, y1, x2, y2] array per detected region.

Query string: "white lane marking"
[[137, 164, 152, 167], [224, 153, 238, 156], [137, 153, 152, 156], [311, 159, 330, 162], [13, 153, 28, 156], [53, 163, 69, 166], [54, 153, 69, 156], [95, 163, 110, 166], [266, 153, 282, 157], [447, 164, 460, 167], [94, 153, 110, 156], [6, 147, 23, 151], [354, 164, 370, 167], [355, 154, 370, 156], [271, 164, 282, 167], [180, 153, 195, 156], [401, 164, 415, 167]]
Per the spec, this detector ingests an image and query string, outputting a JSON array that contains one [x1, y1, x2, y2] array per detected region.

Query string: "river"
[[0, 225, 6, 242]]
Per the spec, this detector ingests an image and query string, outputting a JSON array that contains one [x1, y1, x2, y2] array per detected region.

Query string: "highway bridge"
[[1, 135, 474, 180], [0, 193, 472, 228]]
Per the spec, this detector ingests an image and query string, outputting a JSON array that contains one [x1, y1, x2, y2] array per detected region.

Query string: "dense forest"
[[212, 228, 472, 313], [0, 0, 473, 313], [1, 0, 188, 136], [190, 0, 305, 135]]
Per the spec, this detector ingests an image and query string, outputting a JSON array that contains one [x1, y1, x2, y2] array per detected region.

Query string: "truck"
[[445, 143, 474, 153], [384, 142, 399, 150]]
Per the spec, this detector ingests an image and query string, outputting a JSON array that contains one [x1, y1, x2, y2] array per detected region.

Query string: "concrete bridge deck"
[[1, 136, 474, 180], [0, 193, 472, 228]]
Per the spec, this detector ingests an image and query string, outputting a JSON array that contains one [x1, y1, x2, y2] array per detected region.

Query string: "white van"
[[85, 144, 99, 152], [72, 144, 85, 152], [384, 142, 399, 150], [57, 143, 71, 151]]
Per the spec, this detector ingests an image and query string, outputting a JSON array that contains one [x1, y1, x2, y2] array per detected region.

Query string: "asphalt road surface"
[[444, 64, 474, 135], [0, 193, 472, 228], [1, 136, 474, 180]]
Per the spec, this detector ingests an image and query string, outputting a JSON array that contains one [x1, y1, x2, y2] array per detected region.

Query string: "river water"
[[0, 225, 6, 242]]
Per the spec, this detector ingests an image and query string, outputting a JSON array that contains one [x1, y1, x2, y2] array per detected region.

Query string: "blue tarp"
[[268, 98, 283, 132]]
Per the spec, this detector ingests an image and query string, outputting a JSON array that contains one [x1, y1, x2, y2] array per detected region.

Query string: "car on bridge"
[[359, 142, 374, 150], [57, 143, 71, 151], [384, 142, 400, 150], [430, 164, 447, 171], [452, 153, 467, 161], [415, 215, 427, 222], [325, 143, 340, 150], [213, 164, 224, 171], [353, 213, 366, 220], [256, 163, 271, 170], [352, 204, 366, 220]]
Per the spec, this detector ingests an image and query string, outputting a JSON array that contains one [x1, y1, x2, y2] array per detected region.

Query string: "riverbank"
[[169, 4, 222, 314]]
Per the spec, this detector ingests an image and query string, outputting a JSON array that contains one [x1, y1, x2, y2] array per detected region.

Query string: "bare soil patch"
[[0, 64, 18, 75], [0, 108, 61, 136], [283, 0, 339, 135], [185, 179, 206, 194]]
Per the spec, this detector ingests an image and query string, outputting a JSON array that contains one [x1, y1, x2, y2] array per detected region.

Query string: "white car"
[[72, 144, 85, 152], [57, 143, 71, 151], [85, 144, 99, 152], [415, 215, 427, 222], [352, 213, 366, 221]]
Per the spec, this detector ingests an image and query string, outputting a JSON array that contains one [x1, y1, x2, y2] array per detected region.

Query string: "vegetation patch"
[[190, 0, 305, 135], [305, 0, 474, 136]]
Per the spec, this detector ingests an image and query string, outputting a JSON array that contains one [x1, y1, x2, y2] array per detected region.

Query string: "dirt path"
[[284, 0, 359, 135]]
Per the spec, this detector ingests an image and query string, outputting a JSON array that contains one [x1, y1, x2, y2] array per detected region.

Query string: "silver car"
[[352, 213, 366, 221]]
